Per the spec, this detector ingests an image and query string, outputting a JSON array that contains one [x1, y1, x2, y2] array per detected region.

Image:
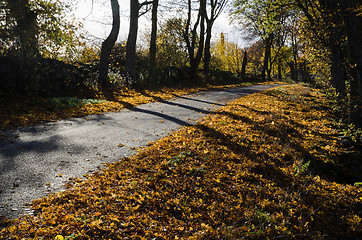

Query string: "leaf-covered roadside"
[[1, 84, 361, 239], [0, 82, 271, 130]]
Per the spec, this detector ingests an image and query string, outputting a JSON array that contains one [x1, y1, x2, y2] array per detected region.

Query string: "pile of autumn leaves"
[[1, 85, 361, 239]]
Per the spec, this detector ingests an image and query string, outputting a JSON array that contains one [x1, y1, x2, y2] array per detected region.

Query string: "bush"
[[209, 69, 241, 85], [0, 56, 97, 97]]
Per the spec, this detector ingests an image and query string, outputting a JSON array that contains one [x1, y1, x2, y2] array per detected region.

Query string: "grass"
[[1, 84, 361, 239]]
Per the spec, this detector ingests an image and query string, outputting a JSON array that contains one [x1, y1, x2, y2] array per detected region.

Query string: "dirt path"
[[0, 84, 282, 220]]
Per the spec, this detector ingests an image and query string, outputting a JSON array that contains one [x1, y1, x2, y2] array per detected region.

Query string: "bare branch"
[[139, 0, 153, 9]]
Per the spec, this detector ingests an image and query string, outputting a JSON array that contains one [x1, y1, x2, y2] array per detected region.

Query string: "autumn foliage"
[[1, 84, 361, 239]]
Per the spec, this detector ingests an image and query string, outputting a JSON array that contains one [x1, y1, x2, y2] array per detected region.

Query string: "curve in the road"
[[0, 84, 283, 220]]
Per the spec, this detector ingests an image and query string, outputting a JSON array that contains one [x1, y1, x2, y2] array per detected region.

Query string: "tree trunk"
[[126, 0, 139, 89], [203, 0, 227, 81], [7, 0, 39, 57], [149, 0, 158, 84], [98, 0, 120, 88], [346, 0, 362, 126], [241, 50, 247, 79], [329, 31, 347, 98], [262, 34, 273, 81], [287, 61, 296, 81], [320, 0, 347, 98], [267, 52, 272, 80], [184, 0, 204, 82], [292, 34, 298, 81], [349, 76, 362, 127], [194, 0, 206, 82], [184, 0, 196, 81], [203, 20, 213, 81], [292, 53, 298, 81], [278, 58, 282, 80], [184, 0, 194, 68]]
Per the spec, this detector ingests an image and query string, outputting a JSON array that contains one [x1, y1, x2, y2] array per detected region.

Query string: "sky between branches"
[[71, 0, 246, 48]]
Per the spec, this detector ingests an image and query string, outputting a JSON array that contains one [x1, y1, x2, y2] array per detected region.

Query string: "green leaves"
[[50, 97, 107, 109]]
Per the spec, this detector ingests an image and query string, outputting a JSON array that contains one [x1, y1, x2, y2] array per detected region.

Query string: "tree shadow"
[[161, 100, 213, 115], [192, 119, 359, 238], [232, 103, 271, 115], [171, 94, 225, 107], [135, 89, 223, 113], [222, 87, 263, 96], [103, 91, 215, 124], [104, 84, 356, 185], [130, 107, 192, 126], [136, 89, 165, 103], [247, 162, 360, 239], [99, 84, 359, 184], [196, 107, 359, 185], [0, 133, 87, 219], [0, 134, 86, 174]]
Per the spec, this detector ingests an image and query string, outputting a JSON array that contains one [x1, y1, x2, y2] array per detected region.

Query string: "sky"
[[70, 0, 246, 48]]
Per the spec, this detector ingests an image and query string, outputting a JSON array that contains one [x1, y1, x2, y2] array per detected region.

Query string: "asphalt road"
[[0, 84, 282, 220]]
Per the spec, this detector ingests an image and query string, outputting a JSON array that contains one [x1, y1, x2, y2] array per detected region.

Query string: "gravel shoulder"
[[0, 84, 282, 220]]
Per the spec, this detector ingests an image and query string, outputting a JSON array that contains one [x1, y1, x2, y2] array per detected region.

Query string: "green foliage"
[[341, 124, 362, 147], [231, 0, 292, 39], [50, 97, 107, 109], [31, 0, 83, 62], [0, 0, 89, 97], [156, 18, 188, 69], [270, 46, 291, 77], [0, 0, 82, 61], [168, 149, 191, 168], [299, 25, 332, 88], [294, 161, 310, 176], [0, 2, 14, 55]]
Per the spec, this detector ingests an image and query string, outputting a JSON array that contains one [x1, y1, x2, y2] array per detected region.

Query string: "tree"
[[184, 0, 205, 81], [231, 0, 293, 80], [35, 0, 81, 62], [156, 18, 188, 68], [344, 0, 362, 125], [241, 50, 247, 78], [285, 11, 301, 81], [244, 40, 264, 76], [126, 0, 153, 88], [203, 0, 228, 80], [148, 0, 159, 83], [98, 0, 120, 88], [294, 0, 346, 96], [262, 33, 273, 80], [211, 33, 243, 74], [295, 0, 362, 126], [5, 0, 39, 56], [1, 0, 81, 61]]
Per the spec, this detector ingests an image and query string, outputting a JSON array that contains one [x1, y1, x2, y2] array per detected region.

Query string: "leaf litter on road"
[[0, 82, 271, 130]]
